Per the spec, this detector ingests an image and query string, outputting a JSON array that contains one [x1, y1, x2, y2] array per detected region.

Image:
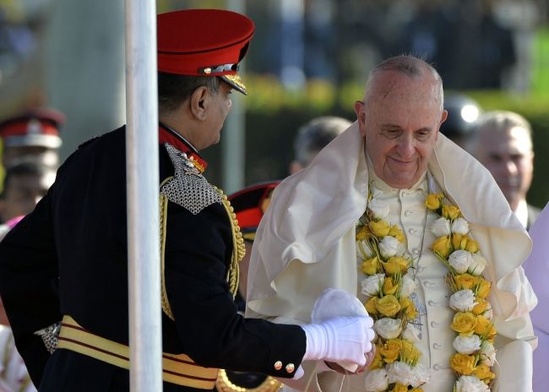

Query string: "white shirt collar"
[[514, 199, 529, 229]]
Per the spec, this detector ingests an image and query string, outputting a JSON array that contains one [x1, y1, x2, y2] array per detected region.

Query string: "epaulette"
[[160, 143, 221, 215], [77, 135, 101, 150]]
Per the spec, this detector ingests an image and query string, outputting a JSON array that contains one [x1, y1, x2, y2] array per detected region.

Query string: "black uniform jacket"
[[0, 125, 305, 391]]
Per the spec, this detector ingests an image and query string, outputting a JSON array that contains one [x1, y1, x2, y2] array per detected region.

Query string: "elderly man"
[[247, 55, 537, 392]]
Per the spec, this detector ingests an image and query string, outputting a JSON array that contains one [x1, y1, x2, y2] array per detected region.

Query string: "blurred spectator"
[[290, 115, 351, 174], [439, 93, 482, 148], [0, 107, 65, 169], [0, 160, 56, 227], [468, 110, 539, 229]]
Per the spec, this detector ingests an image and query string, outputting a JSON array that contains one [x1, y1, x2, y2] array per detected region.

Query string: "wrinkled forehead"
[[367, 70, 442, 106]]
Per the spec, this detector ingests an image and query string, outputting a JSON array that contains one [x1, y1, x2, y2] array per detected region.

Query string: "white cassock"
[[523, 204, 549, 392], [246, 122, 537, 392]]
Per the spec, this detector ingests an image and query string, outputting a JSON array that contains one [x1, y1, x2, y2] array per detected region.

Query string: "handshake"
[[300, 288, 376, 375]]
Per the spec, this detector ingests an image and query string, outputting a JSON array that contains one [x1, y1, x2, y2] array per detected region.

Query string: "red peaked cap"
[[157, 9, 255, 95], [228, 181, 280, 241], [0, 108, 65, 148]]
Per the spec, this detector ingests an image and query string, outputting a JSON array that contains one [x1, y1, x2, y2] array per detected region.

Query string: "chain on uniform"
[[34, 322, 61, 354], [160, 143, 222, 214]]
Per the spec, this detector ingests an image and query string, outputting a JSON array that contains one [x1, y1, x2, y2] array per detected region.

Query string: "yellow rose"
[[451, 234, 479, 253], [450, 353, 476, 375], [432, 235, 452, 259], [472, 298, 490, 315], [451, 312, 478, 335], [365, 296, 378, 315], [464, 237, 479, 253], [425, 193, 443, 210], [356, 224, 372, 241], [453, 273, 477, 290], [473, 364, 495, 381], [392, 384, 408, 392], [361, 257, 379, 275], [475, 315, 496, 340], [375, 295, 402, 317], [379, 339, 402, 363], [442, 204, 461, 220], [400, 296, 418, 320], [451, 233, 466, 250], [475, 278, 491, 299], [409, 389, 423, 392], [383, 277, 399, 295], [400, 339, 421, 365], [388, 225, 405, 243], [370, 344, 385, 369], [369, 220, 391, 238], [382, 257, 410, 275]]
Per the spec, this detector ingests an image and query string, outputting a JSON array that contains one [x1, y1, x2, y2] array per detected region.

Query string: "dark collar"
[[159, 123, 207, 173]]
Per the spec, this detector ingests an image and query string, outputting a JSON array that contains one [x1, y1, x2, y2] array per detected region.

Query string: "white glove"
[[301, 315, 375, 365], [309, 288, 376, 372]]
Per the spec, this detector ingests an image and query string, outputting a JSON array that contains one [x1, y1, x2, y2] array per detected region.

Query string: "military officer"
[[0, 8, 375, 392], [0, 107, 65, 169]]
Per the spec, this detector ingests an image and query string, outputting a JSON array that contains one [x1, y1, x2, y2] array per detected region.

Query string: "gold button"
[[274, 361, 282, 371], [285, 363, 295, 373]]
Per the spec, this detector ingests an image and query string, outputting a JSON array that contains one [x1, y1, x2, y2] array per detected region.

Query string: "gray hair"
[[469, 110, 533, 152], [294, 116, 352, 167]]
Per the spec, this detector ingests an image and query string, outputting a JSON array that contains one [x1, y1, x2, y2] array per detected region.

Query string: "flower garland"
[[357, 193, 430, 392], [425, 193, 496, 392], [357, 191, 497, 392]]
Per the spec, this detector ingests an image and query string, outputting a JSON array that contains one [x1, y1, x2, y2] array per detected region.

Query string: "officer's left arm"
[[0, 190, 60, 385]]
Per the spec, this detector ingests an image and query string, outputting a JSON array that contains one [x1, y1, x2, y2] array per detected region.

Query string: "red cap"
[[157, 9, 255, 95], [228, 181, 280, 241], [0, 108, 65, 149]]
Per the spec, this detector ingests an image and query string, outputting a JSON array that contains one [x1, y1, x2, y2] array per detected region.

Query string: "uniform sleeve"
[[0, 191, 60, 385], [163, 200, 306, 378]]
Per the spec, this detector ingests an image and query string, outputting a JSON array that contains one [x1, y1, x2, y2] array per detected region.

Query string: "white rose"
[[452, 217, 470, 235], [374, 318, 402, 340], [357, 239, 375, 261], [379, 236, 400, 258], [364, 369, 388, 392], [453, 334, 482, 354], [369, 198, 390, 220], [361, 274, 385, 296], [480, 341, 496, 366], [431, 217, 451, 237], [402, 323, 420, 342], [448, 250, 473, 274], [387, 361, 415, 386], [400, 275, 417, 297], [468, 253, 487, 275], [449, 289, 477, 312], [484, 307, 493, 320], [454, 375, 490, 392], [410, 363, 431, 387]]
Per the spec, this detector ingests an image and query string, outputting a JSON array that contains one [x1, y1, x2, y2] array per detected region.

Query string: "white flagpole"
[[125, 0, 163, 390]]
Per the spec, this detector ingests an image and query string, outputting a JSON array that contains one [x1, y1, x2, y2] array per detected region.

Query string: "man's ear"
[[189, 86, 209, 120]]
